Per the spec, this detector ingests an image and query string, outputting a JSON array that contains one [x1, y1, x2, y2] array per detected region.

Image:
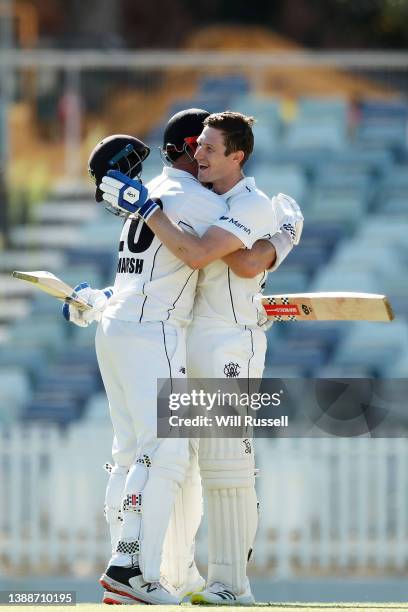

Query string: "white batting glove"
[[100, 170, 160, 220], [267, 193, 304, 272], [272, 193, 304, 246], [62, 283, 114, 327]]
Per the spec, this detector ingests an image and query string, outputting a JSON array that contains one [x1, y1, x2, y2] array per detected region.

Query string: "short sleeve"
[[213, 196, 279, 249], [179, 189, 227, 238]]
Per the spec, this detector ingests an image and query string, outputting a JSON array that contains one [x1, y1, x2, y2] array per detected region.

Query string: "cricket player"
[[64, 110, 228, 605], [100, 111, 302, 605]]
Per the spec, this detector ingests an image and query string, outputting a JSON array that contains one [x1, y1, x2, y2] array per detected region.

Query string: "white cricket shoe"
[[102, 590, 136, 605], [191, 580, 255, 605], [173, 562, 205, 601], [124, 574, 179, 605]]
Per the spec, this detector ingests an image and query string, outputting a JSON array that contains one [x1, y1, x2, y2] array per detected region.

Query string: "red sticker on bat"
[[264, 304, 300, 316]]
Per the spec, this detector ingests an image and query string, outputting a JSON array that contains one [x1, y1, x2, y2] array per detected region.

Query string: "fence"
[[1, 423, 408, 578]]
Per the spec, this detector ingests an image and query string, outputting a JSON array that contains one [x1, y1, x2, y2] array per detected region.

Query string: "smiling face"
[[194, 126, 244, 194]]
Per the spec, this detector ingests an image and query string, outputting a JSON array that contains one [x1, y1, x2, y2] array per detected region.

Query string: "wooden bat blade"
[[12, 270, 92, 310], [262, 292, 394, 322]]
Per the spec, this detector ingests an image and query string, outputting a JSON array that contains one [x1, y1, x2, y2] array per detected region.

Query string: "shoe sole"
[[191, 592, 255, 606], [100, 573, 179, 605], [100, 574, 146, 604], [103, 590, 136, 605]]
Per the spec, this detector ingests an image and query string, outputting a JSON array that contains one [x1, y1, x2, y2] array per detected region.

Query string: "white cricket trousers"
[[95, 317, 186, 467]]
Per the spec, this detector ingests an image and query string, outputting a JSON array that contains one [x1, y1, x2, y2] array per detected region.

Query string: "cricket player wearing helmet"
[[100, 111, 303, 605], [64, 112, 231, 605]]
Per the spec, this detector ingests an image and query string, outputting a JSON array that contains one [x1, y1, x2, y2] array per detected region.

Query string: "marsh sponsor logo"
[[219, 216, 251, 235]]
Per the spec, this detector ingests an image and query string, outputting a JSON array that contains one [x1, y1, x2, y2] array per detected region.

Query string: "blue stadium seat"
[[263, 268, 310, 295], [284, 121, 347, 150], [22, 393, 84, 425], [329, 148, 393, 177], [84, 392, 110, 421], [311, 269, 379, 293], [356, 99, 408, 147], [198, 75, 250, 97], [331, 321, 408, 371], [266, 338, 329, 373], [307, 193, 367, 229], [231, 95, 281, 126], [297, 97, 349, 124], [254, 164, 307, 202], [0, 345, 48, 378], [8, 318, 67, 354]]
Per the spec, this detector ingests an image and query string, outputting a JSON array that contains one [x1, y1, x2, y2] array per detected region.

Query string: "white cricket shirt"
[[103, 167, 227, 326], [192, 176, 278, 328]]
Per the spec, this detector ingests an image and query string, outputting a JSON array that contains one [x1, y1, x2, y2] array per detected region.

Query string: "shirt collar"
[[162, 166, 199, 181], [220, 176, 256, 201]]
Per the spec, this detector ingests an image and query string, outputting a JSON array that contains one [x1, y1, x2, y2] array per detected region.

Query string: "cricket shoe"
[[102, 590, 136, 605], [101, 564, 179, 605], [120, 574, 179, 605], [191, 581, 255, 605], [173, 562, 205, 601]]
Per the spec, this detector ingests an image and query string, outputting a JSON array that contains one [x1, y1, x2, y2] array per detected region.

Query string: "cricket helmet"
[[162, 108, 209, 163], [88, 134, 150, 202]]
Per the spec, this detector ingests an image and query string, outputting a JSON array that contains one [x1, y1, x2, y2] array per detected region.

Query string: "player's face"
[[195, 127, 242, 186]]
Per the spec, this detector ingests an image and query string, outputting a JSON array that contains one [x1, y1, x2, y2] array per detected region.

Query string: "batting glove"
[[268, 194, 304, 272], [272, 193, 304, 246], [62, 282, 114, 327], [100, 170, 160, 220]]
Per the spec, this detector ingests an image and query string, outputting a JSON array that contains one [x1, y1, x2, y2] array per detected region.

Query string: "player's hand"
[[100, 170, 159, 220], [272, 193, 304, 246], [62, 282, 113, 327]]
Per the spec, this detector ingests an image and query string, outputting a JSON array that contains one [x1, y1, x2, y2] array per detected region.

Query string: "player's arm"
[[222, 239, 277, 278], [100, 170, 245, 269], [226, 193, 304, 278], [146, 210, 244, 269]]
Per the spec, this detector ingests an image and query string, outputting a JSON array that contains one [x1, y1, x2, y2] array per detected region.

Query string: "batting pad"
[[207, 486, 258, 595], [161, 443, 202, 587], [139, 438, 191, 583], [104, 464, 128, 553]]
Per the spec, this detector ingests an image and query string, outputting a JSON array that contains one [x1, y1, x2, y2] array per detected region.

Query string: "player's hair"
[[203, 111, 255, 166]]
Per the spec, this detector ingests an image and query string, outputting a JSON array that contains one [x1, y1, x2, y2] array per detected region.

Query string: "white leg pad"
[[140, 438, 191, 582], [161, 441, 202, 588], [104, 464, 128, 553], [114, 456, 150, 564], [199, 437, 258, 594]]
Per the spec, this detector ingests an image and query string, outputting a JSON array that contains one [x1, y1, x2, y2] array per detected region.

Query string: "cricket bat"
[[12, 271, 92, 310], [262, 292, 394, 322]]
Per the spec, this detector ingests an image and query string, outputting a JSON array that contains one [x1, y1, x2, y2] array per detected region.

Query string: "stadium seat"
[[10, 225, 81, 249], [8, 318, 67, 354], [0, 345, 48, 378], [311, 269, 379, 293], [198, 75, 250, 97], [35, 201, 98, 225], [284, 121, 347, 150], [297, 96, 349, 124], [331, 321, 408, 371], [264, 268, 310, 295], [84, 392, 110, 420], [0, 249, 66, 273], [254, 164, 307, 202]]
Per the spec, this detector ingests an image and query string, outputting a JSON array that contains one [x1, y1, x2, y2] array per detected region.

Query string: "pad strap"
[[123, 493, 142, 513], [116, 539, 140, 555]]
